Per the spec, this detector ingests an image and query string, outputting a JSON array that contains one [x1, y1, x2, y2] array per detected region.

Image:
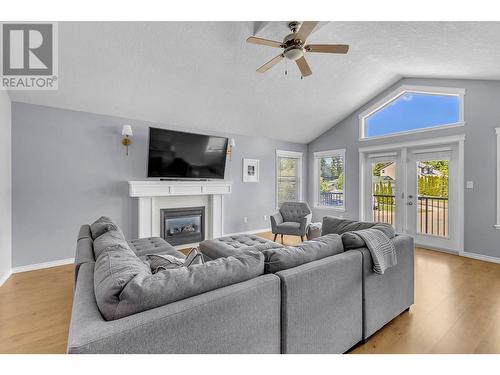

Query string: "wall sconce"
[[121, 125, 133, 155], [227, 138, 236, 161]]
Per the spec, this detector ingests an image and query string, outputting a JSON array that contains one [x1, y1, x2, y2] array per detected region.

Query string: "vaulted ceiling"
[[8, 21, 500, 143]]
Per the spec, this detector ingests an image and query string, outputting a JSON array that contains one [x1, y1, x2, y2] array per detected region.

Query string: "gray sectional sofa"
[[68, 215, 414, 354], [68, 217, 281, 354]]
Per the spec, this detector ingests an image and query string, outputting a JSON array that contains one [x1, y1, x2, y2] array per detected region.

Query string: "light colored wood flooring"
[[1, 232, 499, 354]]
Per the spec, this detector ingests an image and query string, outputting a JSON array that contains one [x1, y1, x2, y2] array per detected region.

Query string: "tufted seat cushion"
[[275, 222, 301, 235], [199, 234, 283, 260], [128, 237, 184, 259]]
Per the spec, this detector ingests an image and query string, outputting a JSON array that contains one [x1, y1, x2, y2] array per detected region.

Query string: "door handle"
[[407, 201, 413, 206]]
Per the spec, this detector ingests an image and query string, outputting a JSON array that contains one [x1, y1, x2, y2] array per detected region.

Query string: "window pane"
[[318, 155, 344, 207], [277, 157, 299, 207], [365, 92, 460, 138]]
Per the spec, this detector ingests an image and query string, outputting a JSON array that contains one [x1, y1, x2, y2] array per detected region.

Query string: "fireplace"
[[160, 207, 205, 246]]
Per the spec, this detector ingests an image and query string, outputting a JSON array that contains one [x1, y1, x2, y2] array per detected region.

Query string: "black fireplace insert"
[[160, 206, 205, 246]]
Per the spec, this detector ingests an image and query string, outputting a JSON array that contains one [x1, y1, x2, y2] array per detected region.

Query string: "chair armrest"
[[270, 212, 283, 233], [298, 213, 312, 236]]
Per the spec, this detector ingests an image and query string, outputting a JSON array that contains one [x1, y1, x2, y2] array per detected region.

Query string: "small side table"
[[306, 222, 322, 240]]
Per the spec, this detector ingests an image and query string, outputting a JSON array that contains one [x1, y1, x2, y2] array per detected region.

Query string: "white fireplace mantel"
[[128, 180, 232, 241]]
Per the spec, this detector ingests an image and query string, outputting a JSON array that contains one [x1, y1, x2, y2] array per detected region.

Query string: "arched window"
[[359, 85, 465, 140]]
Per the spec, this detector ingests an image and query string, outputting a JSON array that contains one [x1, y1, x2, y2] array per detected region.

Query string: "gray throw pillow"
[[146, 254, 185, 273], [321, 216, 395, 238], [261, 234, 344, 273], [146, 248, 204, 273], [90, 216, 119, 240], [341, 224, 396, 250], [184, 248, 205, 267]]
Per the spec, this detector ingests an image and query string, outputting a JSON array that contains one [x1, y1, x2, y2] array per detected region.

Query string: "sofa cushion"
[[261, 234, 344, 273], [90, 216, 120, 240], [92, 229, 130, 259], [94, 245, 152, 321], [106, 250, 264, 320]]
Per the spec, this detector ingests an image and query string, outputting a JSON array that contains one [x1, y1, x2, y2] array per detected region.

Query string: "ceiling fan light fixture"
[[284, 46, 304, 61], [246, 21, 349, 76]]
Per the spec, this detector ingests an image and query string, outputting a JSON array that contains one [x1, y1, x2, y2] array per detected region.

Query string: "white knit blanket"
[[355, 229, 397, 274]]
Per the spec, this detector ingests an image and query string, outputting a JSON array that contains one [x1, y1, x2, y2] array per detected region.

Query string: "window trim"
[[359, 85, 466, 141], [313, 148, 346, 211], [276, 149, 303, 209]]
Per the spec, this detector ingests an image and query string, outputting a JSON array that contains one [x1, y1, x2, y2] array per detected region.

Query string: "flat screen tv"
[[147, 127, 228, 179]]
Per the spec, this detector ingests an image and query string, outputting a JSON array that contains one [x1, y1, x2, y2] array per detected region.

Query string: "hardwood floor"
[[0, 233, 499, 354]]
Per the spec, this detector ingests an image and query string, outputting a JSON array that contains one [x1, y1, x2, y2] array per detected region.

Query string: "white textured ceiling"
[[8, 21, 500, 143]]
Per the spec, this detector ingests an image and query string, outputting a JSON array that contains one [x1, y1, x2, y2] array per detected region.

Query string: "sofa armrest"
[[353, 234, 414, 339], [276, 251, 363, 353], [74, 230, 95, 288], [270, 212, 283, 233], [67, 263, 281, 354]]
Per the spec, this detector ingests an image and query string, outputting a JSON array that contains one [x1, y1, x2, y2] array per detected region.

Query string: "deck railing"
[[371, 194, 448, 236], [319, 191, 344, 206], [372, 194, 395, 225], [417, 196, 448, 237]]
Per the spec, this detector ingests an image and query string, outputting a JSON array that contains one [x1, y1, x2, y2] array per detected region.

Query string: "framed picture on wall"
[[243, 158, 260, 183]]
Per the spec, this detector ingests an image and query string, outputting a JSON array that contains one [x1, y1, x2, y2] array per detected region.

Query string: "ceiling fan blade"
[[295, 21, 318, 42], [246, 36, 283, 48], [256, 54, 284, 73], [296, 56, 312, 77], [306, 44, 349, 54]]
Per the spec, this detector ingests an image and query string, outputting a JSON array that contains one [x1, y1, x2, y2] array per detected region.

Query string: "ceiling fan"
[[246, 21, 349, 77]]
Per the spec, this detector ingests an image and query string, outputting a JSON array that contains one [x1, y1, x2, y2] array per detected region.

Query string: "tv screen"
[[147, 127, 228, 179]]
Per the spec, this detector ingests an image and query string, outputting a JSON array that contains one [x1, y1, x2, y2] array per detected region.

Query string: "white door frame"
[[359, 134, 465, 254]]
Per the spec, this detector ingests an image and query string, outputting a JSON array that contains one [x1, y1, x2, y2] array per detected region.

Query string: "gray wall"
[[308, 77, 500, 259], [0, 90, 12, 282], [12, 103, 307, 267]]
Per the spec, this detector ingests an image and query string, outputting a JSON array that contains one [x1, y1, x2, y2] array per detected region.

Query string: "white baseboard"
[[0, 269, 12, 287], [222, 227, 271, 237], [461, 252, 500, 264], [12, 257, 75, 274]]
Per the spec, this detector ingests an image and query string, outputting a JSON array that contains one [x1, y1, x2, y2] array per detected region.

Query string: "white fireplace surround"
[[128, 180, 232, 245]]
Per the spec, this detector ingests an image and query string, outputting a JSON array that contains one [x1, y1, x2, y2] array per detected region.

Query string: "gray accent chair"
[[271, 202, 312, 242]]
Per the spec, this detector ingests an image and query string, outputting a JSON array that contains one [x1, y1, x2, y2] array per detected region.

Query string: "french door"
[[362, 143, 461, 252]]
